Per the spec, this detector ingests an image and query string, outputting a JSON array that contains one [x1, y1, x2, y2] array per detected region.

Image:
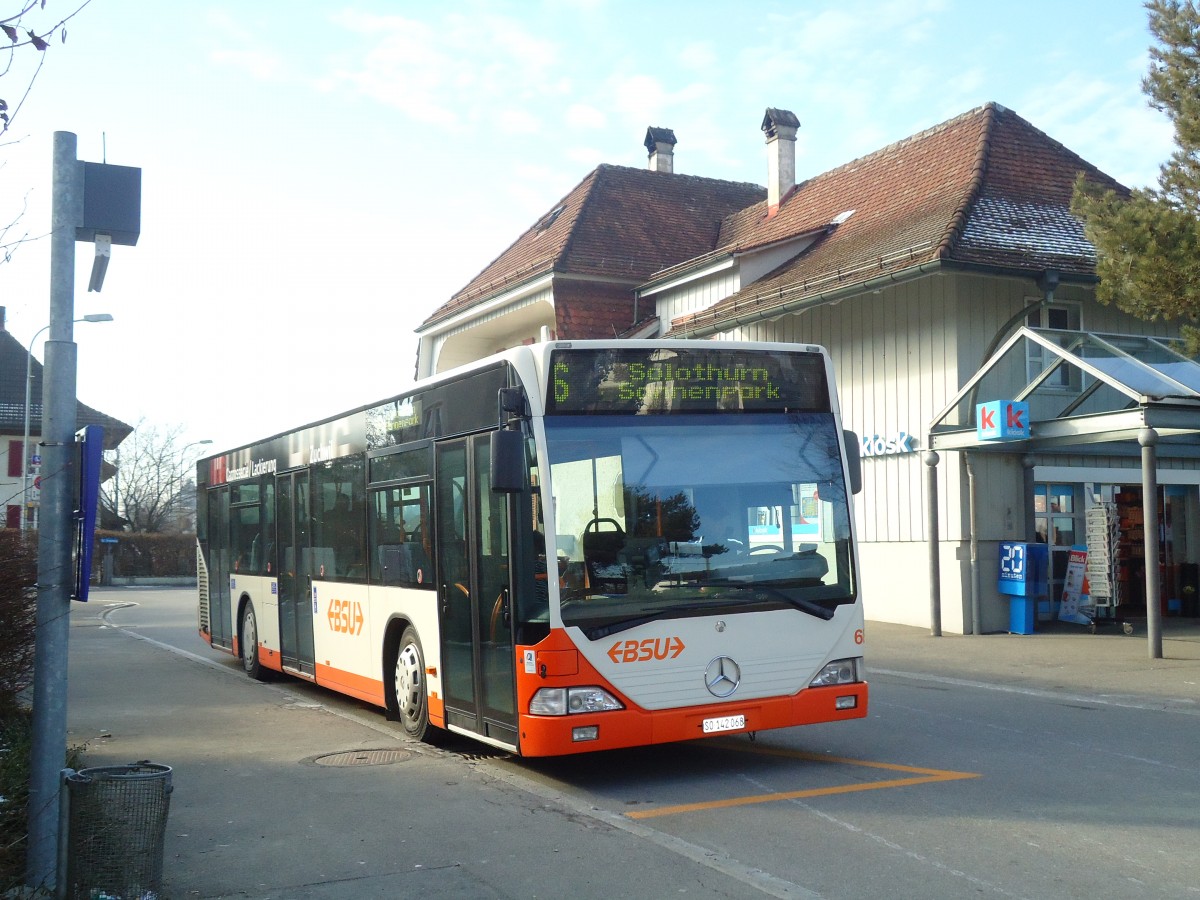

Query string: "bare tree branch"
[[1, 1, 95, 135], [101, 422, 208, 534]]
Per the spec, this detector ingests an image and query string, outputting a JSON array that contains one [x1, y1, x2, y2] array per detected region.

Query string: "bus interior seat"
[[582, 527, 626, 592]]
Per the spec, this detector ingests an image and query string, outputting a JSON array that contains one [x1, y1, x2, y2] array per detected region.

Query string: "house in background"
[[0, 307, 132, 529], [417, 103, 1200, 633], [414, 130, 765, 377]]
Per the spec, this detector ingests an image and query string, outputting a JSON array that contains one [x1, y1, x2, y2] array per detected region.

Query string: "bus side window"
[[370, 483, 433, 589]]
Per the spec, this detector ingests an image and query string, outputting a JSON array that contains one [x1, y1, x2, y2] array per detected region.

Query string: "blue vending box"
[[998, 542, 1048, 635]]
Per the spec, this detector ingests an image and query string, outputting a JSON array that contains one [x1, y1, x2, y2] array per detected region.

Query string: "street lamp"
[[175, 439, 213, 531], [21, 313, 114, 530]]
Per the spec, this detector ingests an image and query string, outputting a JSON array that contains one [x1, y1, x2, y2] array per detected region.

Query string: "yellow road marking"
[[625, 742, 980, 820]]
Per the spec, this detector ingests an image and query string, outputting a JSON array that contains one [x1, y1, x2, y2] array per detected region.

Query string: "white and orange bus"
[[196, 339, 867, 756]]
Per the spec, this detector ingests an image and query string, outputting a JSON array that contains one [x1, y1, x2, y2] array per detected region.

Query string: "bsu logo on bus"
[[327, 598, 364, 636], [607, 636, 685, 663]]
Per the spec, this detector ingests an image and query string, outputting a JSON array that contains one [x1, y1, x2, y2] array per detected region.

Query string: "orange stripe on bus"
[[428, 692, 446, 729], [314, 662, 386, 708], [259, 644, 283, 673]]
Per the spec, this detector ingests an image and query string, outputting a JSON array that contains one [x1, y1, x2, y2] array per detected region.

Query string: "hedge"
[[91, 530, 196, 579], [0, 531, 37, 716]]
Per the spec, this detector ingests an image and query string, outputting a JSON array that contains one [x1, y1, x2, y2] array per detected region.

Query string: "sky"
[[0, 0, 1179, 456]]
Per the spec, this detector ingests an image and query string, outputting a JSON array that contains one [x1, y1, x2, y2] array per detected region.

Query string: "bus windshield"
[[544, 413, 856, 638]]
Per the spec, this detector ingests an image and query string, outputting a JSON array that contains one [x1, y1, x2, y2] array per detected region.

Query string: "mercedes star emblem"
[[704, 656, 741, 698]]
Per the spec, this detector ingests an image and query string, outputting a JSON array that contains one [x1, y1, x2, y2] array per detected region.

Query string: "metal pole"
[[924, 449, 942, 636], [26, 131, 81, 895], [966, 451, 981, 634], [1140, 428, 1163, 659]]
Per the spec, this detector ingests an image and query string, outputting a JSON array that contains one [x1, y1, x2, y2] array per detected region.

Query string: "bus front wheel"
[[392, 626, 437, 742]]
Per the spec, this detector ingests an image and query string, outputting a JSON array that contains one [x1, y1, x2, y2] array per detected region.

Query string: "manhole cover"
[[312, 748, 413, 767]]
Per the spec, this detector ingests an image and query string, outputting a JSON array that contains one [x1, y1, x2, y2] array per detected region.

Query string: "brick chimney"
[[762, 108, 800, 214], [644, 127, 677, 173]]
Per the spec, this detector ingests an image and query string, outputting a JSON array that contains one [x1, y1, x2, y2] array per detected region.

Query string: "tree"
[[101, 421, 208, 533], [1, 2, 93, 266], [1072, 0, 1200, 350], [1, 1, 92, 134]]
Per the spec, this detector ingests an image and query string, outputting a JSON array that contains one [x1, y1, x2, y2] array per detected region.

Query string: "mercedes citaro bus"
[[196, 340, 867, 756]]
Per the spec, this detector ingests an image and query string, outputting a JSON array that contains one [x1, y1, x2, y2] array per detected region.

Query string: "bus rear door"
[[205, 485, 233, 650], [276, 469, 316, 676]]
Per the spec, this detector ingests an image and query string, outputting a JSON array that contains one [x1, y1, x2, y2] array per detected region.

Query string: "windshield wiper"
[[580, 599, 735, 641], [699, 579, 836, 621], [578, 583, 837, 640]]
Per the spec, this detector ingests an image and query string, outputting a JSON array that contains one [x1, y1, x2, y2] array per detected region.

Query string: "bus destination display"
[[547, 347, 830, 414]]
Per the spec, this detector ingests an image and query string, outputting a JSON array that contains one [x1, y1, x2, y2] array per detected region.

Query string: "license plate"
[[702, 714, 745, 734]]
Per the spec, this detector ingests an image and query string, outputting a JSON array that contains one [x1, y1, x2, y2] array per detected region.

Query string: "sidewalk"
[[63, 599, 1199, 898], [865, 616, 1200, 711], [64, 601, 785, 900]]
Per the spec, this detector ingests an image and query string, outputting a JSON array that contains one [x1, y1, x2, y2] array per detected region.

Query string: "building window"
[[1026, 301, 1082, 389], [7, 440, 23, 478]]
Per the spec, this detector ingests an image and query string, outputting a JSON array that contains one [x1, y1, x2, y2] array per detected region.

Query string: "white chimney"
[[644, 126, 677, 173], [762, 108, 800, 212]]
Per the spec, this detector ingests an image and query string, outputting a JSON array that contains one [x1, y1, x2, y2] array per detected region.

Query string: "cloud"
[[566, 103, 607, 129], [209, 48, 286, 81], [678, 40, 718, 71], [326, 9, 566, 132]]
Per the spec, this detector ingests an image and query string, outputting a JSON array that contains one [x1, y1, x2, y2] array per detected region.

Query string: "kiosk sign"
[[977, 400, 1030, 441]]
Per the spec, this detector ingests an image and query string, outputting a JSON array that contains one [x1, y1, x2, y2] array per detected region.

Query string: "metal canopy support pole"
[[1140, 428, 1163, 659], [965, 451, 981, 635], [924, 449, 942, 636], [26, 131, 81, 894]]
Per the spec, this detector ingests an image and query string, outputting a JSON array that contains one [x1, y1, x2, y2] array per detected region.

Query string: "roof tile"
[[673, 103, 1125, 335], [422, 166, 764, 329]]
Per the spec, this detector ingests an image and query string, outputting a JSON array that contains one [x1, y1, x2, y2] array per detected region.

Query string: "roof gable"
[[0, 329, 132, 447], [422, 165, 765, 329], [671, 103, 1127, 336]]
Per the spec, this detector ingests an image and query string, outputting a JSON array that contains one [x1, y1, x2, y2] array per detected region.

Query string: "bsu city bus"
[[196, 340, 867, 756]]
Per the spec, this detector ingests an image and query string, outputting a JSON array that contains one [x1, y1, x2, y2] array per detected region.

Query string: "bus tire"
[[240, 600, 270, 682], [391, 625, 438, 743]]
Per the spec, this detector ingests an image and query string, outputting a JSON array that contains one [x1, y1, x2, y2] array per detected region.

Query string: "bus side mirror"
[[490, 428, 526, 493], [843, 430, 862, 495]]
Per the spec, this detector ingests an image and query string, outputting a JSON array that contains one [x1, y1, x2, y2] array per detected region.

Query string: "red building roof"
[[673, 103, 1125, 335]]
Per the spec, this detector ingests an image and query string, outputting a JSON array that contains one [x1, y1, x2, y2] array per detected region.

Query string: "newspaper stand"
[[998, 542, 1048, 635]]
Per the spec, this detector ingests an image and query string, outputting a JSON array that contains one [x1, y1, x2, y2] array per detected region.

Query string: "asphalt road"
[[66, 588, 1200, 899]]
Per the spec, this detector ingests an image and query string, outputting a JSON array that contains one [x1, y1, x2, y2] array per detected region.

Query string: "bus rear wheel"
[[391, 626, 438, 743], [240, 601, 270, 682]]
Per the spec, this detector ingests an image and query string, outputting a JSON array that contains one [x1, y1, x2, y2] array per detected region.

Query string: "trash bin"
[[65, 763, 172, 900]]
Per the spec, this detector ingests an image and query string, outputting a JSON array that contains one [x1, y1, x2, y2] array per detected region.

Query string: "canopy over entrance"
[[923, 327, 1200, 659], [929, 327, 1200, 452]]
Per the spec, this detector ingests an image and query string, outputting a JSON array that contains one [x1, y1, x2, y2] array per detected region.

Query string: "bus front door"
[[276, 469, 316, 677], [436, 435, 518, 747]]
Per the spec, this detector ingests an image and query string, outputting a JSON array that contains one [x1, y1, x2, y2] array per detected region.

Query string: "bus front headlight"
[[809, 657, 862, 687], [529, 687, 624, 715]]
